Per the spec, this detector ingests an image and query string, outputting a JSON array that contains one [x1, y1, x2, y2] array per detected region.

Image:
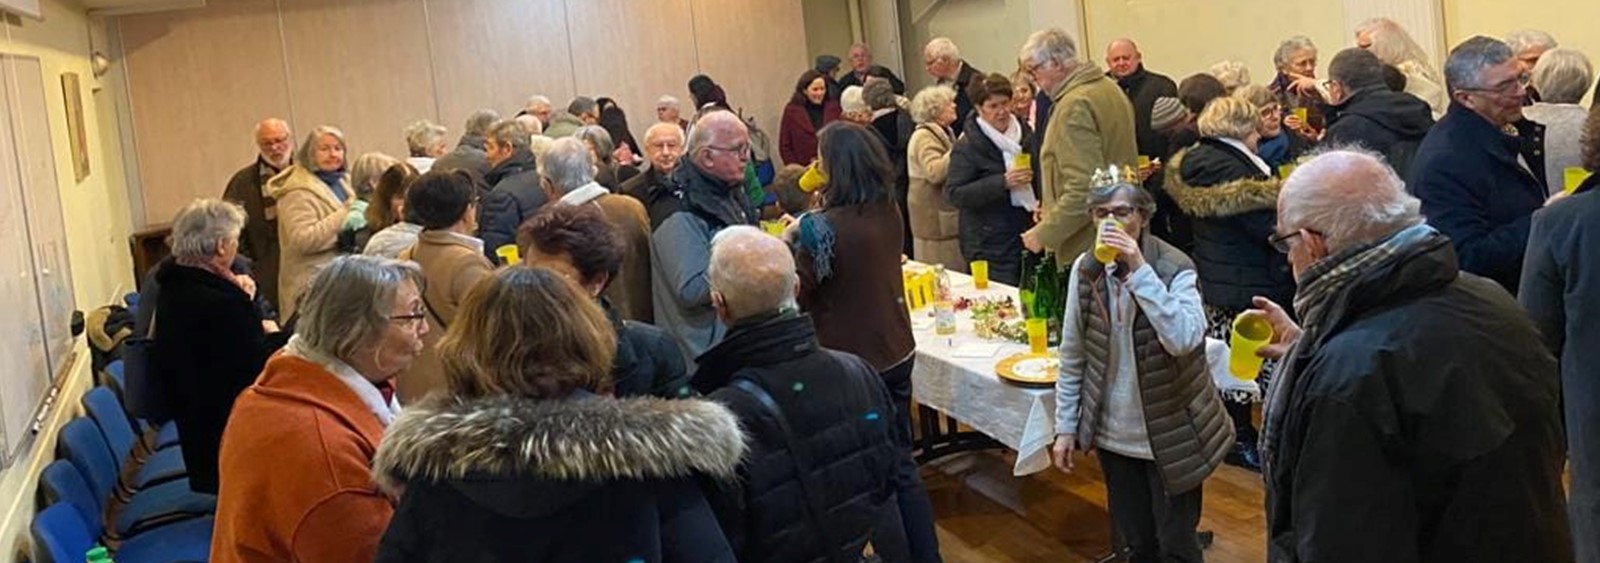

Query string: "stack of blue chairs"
[[31, 378, 214, 562]]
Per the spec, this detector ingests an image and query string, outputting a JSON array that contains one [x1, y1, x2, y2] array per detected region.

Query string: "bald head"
[[643, 122, 686, 173], [1106, 38, 1143, 78], [254, 118, 293, 168], [708, 226, 798, 321], [1279, 148, 1422, 254], [687, 110, 750, 184]]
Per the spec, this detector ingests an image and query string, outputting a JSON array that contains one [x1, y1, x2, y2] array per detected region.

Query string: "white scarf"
[[1219, 137, 1272, 176], [976, 114, 1037, 211], [559, 181, 610, 206], [283, 335, 401, 427]]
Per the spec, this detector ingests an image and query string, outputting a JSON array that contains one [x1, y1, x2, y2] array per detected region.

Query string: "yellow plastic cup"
[[1564, 167, 1592, 195], [760, 220, 786, 237], [1229, 312, 1275, 380], [1093, 217, 1123, 264], [799, 164, 827, 192], [1026, 318, 1048, 355], [495, 244, 521, 266], [1014, 153, 1032, 169], [1278, 163, 1297, 179], [1291, 107, 1308, 123], [971, 260, 990, 290]]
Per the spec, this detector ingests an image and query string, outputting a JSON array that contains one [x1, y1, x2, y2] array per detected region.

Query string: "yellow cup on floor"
[[495, 244, 521, 266], [971, 260, 990, 290], [1564, 167, 1592, 194], [1229, 312, 1274, 380], [1026, 318, 1048, 355]]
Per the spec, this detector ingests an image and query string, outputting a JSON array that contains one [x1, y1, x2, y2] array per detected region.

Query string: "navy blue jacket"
[[1409, 103, 1547, 293]]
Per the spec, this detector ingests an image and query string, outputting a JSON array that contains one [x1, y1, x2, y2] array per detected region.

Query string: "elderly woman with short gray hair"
[[1525, 48, 1594, 194], [403, 120, 447, 173], [907, 85, 963, 270], [575, 124, 637, 190], [1270, 35, 1329, 135], [154, 198, 289, 495], [212, 254, 427, 562], [269, 125, 360, 320]]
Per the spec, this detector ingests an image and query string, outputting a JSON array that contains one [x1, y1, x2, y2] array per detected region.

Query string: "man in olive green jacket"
[[1020, 28, 1139, 260]]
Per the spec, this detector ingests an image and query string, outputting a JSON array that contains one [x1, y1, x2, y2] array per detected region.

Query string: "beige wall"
[[804, 0, 854, 68], [897, 0, 1034, 94], [1084, 0, 1346, 89], [118, 0, 809, 226], [0, 0, 139, 557], [1444, 0, 1600, 102]]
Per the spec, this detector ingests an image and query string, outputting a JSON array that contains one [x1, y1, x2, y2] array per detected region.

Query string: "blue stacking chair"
[[38, 459, 213, 554], [82, 387, 188, 492], [56, 418, 215, 538], [31, 501, 212, 563]]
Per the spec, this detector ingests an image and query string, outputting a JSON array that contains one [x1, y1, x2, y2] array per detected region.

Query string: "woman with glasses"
[[212, 255, 427, 563], [1236, 85, 1315, 171], [1165, 96, 1293, 473], [394, 170, 495, 404], [946, 72, 1037, 286], [1051, 181, 1227, 563]]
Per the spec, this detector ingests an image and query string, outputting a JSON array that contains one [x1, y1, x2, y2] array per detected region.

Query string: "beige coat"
[[269, 165, 351, 320], [564, 191, 655, 324], [906, 123, 964, 271], [1036, 61, 1139, 261], [398, 230, 494, 404]]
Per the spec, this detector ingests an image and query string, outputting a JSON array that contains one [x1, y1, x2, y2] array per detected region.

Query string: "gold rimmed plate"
[[996, 352, 1059, 387]]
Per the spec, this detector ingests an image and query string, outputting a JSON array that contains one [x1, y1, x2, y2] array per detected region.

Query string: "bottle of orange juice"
[[1093, 217, 1123, 264]]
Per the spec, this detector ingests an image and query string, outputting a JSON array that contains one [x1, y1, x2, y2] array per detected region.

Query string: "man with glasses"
[[651, 111, 760, 368], [1409, 36, 1556, 293], [1321, 48, 1435, 176], [1252, 148, 1570, 562], [622, 122, 689, 229], [222, 117, 294, 310]]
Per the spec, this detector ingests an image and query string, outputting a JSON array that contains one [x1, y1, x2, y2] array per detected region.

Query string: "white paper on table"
[[950, 343, 1003, 358]]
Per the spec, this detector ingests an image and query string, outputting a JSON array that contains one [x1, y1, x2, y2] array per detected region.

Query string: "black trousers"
[[881, 356, 943, 563], [1098, 449, 1204, 563]]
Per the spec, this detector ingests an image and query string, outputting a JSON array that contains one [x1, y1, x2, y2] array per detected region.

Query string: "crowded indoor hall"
[[0, 0, 1596, 562]]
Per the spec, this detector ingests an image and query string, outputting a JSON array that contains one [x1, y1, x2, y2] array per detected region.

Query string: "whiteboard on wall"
[[0, 0, 42, 19]]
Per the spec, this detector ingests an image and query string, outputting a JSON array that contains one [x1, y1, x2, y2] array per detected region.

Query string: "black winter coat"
[[151, 261, 287, 493], [1410, 103, 1548, 293], [872, 109, 915, 256], [374, 392, 745, 563], [622, 166, 683, 232], [950, 61, 984, 137], [1322, 88, 1434, 176], [477, 149, 546, 260], [607, 299, 691, 399], [692, 312, 902, 563], [1265, 233, 1571, 563], [1166, 139, 1294, 312], [432, 134, 491, 178], [1113, 66, 1179, 160], [945, 113, 1037, 286]]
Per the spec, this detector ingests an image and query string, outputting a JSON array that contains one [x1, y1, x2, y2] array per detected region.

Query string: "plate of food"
[[996, 352, 1060, 387]]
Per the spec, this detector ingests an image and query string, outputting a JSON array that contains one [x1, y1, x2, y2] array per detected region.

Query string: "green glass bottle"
[[1018, 249, 1037, 319]]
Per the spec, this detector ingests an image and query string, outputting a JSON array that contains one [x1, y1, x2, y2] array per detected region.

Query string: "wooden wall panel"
[[425, 0, 575, 135], [119, 0, 289, 224], [565, 0, 698, 146], [691, 0, 809, 153], [278, 0, 436, 160]]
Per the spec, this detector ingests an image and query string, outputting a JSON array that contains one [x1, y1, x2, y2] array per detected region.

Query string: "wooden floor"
[[923, 450, 1267, 563]]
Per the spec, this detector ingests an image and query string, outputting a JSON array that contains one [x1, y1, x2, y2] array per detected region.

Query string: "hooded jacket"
[[1166, 140, 1295, 312], [1265, 235, 1571, 563], [478, 148, 546, 261], [267, 164, 351, 320], [1322, 88, 1435, 176], [373, 393, 745, 563]]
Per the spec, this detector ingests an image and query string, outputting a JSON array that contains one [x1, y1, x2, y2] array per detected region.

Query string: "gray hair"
[[656, 95, 681, 111], [1019, 28, 1079, 69], [644, 121, 686, 145], [1086, 182, 1157, 219], [486, 119, 531, 151], [1505, 29, 1558, 56], [840, 85, 869, 115], [687, 110, 747, 158], [295, 255, 424, 366], [404, 120, 446, 157], [528, 135, 556, 169], [910, 85, 957, 124], [1209, 60, 1252, 92], [514, 114, 543, 135], [925, 37, 960, 63], [349, 152, 400, 193], [1444, 36, 1515, 95], [525, 95, 552, 110], [1531, 48, 1593, 104], [1197, 96, 1259, 140], [463, 109, 500, 137], [294, 126, 346, 170], [568, 96, 598, 117], [170, 198, 246, 260], [1279, 146, 1423, 253], [709, 225, 798, 319], [1273, 36, 1318, 71], [541, 137, 597, 195], [573, 125, 615, 164], [863, 77, 898, 110]]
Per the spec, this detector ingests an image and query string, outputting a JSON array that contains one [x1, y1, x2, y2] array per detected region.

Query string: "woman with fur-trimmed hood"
[[1165, 96, 1295, 474], [372, 267, 744, 563]]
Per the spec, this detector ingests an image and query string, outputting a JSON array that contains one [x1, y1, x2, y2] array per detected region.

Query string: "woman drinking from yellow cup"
[[1051, 179, 1229, 562]]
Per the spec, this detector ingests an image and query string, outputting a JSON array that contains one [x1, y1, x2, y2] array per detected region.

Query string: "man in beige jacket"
[[1020, 28, 1139, 261]]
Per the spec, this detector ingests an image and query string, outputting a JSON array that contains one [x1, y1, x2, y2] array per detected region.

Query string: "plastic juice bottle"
[[933, 265, 957, 335]]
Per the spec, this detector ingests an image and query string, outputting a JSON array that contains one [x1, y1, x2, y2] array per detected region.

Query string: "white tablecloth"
[[907, 265, 1058, 476]]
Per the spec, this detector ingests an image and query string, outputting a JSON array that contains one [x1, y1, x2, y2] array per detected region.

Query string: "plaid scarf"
[[1260, 223, 1439, 471]]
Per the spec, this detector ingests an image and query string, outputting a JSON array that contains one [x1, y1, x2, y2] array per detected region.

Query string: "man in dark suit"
[[221, 117, 293, 312], [924, 37, 983, 136]]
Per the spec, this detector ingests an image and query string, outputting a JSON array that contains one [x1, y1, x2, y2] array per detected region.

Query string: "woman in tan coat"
[[906, 85, 963, 271], [271, 126, 357, 320], [396, 170, 494, 403]]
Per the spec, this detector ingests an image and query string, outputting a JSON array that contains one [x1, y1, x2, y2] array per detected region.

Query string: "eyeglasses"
[[1090, 205, 1139, 220], [1462, 74, 1530, 96], [1268, 230, 1304, 254], [387, 311, 427, 328], [706, 143, 749, 155]]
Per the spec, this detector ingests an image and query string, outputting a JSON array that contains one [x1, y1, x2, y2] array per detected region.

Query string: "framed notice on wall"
[[61, 72, 88, 181]]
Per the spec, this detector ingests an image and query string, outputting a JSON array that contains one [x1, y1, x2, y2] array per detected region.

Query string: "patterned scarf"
[[1260, 223, 1439, 470]]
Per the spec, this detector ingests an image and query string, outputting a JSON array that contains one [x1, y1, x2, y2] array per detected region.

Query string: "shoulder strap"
[[728, 377, 834, 548], [399, 243, 449, 331]]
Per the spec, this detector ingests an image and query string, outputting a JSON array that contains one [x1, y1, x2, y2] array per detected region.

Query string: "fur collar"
[[1163, 148, 1281, 218], [373, 394, 746, 494]]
